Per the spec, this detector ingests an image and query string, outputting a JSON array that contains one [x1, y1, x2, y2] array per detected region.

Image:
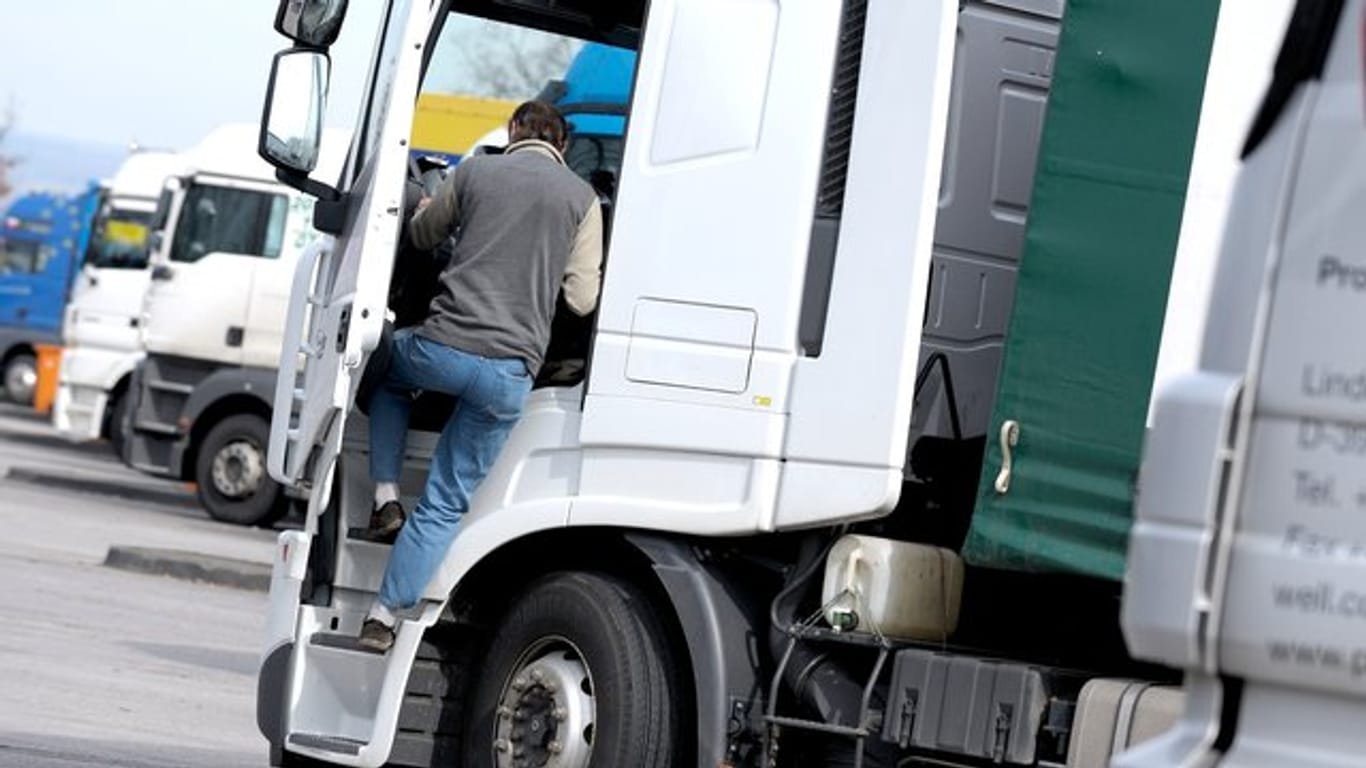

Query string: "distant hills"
[[1, 131, 130, 203]]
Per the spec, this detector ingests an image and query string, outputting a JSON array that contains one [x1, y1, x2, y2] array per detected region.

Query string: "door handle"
[[151, 265, 174, 281]]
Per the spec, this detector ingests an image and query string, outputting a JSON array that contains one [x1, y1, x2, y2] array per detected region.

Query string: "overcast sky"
[[0, 0, 383, 150]]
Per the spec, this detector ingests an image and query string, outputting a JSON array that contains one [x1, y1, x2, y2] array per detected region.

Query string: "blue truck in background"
[[0, 185, 100, 403], [551, 42, 634, 185]]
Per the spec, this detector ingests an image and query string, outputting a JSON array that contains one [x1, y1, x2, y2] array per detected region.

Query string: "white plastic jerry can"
[[821, 534, 965, 641]]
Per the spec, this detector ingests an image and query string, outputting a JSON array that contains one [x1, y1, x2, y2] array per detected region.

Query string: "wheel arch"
[[108, 369, 135, 400], [99, 371, 136, 439], [447, 528, 760, 768], [0, 341, 35, 367], [181, 367, 276, 481], [0, 326, 57, 367]]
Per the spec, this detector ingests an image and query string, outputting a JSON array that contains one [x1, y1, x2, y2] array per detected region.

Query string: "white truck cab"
[[248, 1, 1336, 767], [1123, 1, 1366, 765], [53, 149, 184, 449], [120, 124, 347, 526]]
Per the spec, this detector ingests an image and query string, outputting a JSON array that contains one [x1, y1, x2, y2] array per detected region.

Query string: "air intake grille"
[[816, 0, 869, 217]]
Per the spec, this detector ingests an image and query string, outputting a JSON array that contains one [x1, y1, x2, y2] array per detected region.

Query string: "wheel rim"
[[4, 360, 36, 403], [492, 637, 596, 768], [210, 439, 265, 499]]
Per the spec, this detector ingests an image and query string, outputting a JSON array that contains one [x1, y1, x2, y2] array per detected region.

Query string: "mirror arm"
[[274, 167, 341, 203], [312, 197, 348, 237], [271, 167, 347, 236]]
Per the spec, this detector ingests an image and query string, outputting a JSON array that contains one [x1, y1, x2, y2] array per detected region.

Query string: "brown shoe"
[[358, 619, 395, 653], [362, 500, 405, 543]]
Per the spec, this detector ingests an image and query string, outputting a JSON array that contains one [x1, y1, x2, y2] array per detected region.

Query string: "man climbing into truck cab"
[[359, 100, 605, 651]]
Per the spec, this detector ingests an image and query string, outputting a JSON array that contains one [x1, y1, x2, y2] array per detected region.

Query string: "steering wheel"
[[406, 155, 448, 210]]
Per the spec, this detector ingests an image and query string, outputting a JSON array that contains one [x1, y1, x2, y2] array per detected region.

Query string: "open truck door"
[[264, 3, 429, 516]]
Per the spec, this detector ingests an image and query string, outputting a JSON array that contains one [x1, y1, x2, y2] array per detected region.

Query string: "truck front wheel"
[[195, 413, 284, 526], [464, 572, 680, 768], [2, 353, 37, 405]]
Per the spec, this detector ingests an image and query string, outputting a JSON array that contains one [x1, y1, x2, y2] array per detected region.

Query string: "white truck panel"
[[580, 0, 839, 458], [1126, 2, 1366, 765], [781, 0, 955, 473]]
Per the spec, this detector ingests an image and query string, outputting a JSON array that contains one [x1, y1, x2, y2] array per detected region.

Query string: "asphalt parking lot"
[[0, 402, 279, 767]]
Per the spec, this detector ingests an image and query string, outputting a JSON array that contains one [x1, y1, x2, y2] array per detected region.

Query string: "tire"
[[2, 353, 37, 405], [463, 572, 680, 768], [194, 413, 285, 527], [104, 389, 130, 458]]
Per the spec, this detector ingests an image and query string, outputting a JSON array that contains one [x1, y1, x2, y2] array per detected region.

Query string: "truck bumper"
[[121, 355, 198, 479], [53, 346, 143, 441]]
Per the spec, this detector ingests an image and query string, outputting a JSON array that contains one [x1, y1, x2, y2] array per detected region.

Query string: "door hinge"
[[336, 307, 351, 353]]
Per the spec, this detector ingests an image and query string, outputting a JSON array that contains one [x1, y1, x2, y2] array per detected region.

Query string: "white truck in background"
[[119, 124, 347, 526], [53, 149, 184, 452], [246, 1, 1366, 767]]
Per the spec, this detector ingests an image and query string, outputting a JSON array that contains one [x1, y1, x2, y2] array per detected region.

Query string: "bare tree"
[[438, 21, 580, 99]]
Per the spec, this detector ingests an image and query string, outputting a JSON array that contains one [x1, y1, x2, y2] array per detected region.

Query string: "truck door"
[[31, 189, 98, 334], [0, 231, 47, 327], [0, 194, 72, 333], [241, 193, 318, 370], [268, 0, 423, 496], [66, 194, 156, 349], [142, 176, 290, 367]]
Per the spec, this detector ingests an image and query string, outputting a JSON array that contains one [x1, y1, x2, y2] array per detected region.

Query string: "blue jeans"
[[368, 329, 531, 610]]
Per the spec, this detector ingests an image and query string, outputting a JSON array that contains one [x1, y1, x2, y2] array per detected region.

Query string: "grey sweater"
[[408, 141, 603, 375]]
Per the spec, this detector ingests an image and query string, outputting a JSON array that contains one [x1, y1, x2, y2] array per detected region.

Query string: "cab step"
[[287, 733, 365, 755], [346, 526, 395, 544], [310, 631, 386, 655]]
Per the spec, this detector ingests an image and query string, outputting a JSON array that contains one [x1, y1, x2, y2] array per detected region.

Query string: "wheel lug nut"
[[549, 740, 563, 754], [552, 707, 567, 720], [530, 669, 544, 683], [512, 677, 527, 690], [498, 705, 513, 719], [494, 738, 510, 752]]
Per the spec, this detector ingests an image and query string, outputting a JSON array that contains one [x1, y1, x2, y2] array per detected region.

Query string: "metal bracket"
[[994, 419, 1021, 494]]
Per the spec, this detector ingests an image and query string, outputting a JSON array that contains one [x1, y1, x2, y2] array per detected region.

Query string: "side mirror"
[[260, 49, 330, 175], [146, 231, 164, 258], [274, 0, 348, 48]]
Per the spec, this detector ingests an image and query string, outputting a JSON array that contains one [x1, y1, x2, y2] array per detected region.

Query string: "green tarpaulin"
[[962, 0, 1222, 581]]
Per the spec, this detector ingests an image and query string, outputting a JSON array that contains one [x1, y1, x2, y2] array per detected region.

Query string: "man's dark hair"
[[509, 100, 569, 149]]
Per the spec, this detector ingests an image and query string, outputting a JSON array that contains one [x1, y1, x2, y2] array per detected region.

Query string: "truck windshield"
[[84, 201, 154, 270], [422, 11, 634, 185]]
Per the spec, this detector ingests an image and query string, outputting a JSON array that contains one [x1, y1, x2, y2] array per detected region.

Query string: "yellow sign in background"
[[105, 220, 149, 247], [410, 94, 517, 157]]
